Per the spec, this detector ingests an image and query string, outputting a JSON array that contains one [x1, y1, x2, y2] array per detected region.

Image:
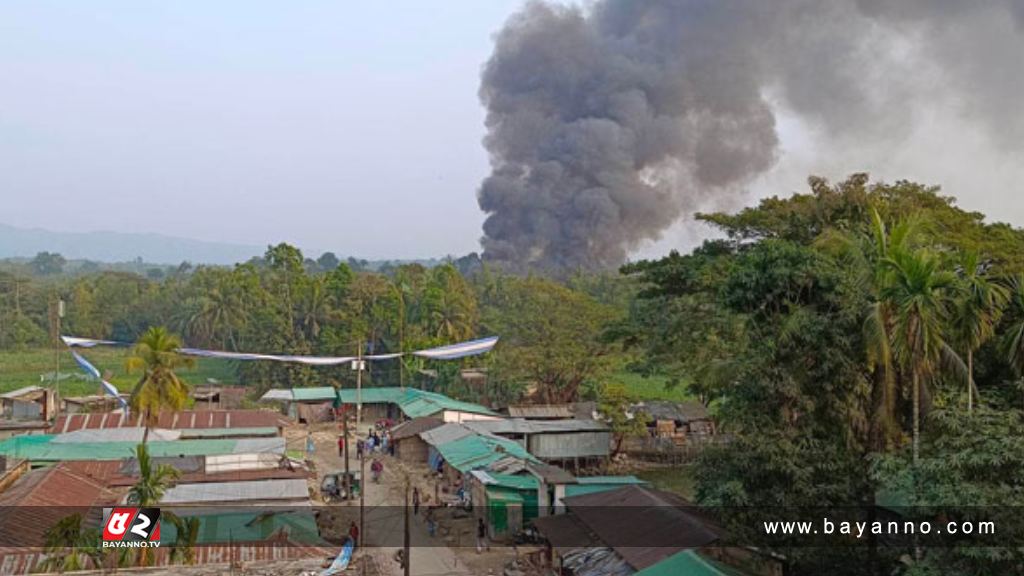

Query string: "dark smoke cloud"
[[477, 0, 1024, 271]]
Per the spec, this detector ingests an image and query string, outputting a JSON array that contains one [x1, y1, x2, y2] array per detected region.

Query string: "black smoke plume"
[[477, 0, 1024, 271]]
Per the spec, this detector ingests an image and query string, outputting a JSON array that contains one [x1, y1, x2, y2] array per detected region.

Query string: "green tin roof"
[[0, 435, 248, 461], [565, 476, 650, 498], [178, 427, 279, 438], [576, 475, 647, 485], [436, 433, 537, 473], [485, 473, 539, 491], [288, 386, 497, 418], [161, 511, 323, 545], [633, 551, 747, 576]]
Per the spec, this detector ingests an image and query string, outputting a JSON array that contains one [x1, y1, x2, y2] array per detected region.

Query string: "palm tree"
[[166, 513, 200, 565], [127, 443, 180, 567], [880, 247, 960, 464], [951, 253, 1008, 414], [40, 513, 104, 573], [127, 443, 180, 506], [1001, 274, 1024, 383], [126, 327, 193, 443], [816, 209, 923, 450]]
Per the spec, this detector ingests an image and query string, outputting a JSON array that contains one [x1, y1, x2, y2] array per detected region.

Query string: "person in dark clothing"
[[476, 518, 489, 553], [412, 487, 420, 515], [349, 521, 359, 547]]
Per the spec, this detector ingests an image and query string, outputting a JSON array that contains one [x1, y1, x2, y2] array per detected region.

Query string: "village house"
[[465, 418, 612, 470]]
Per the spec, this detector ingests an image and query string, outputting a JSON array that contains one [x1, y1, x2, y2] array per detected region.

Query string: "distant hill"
[[0, 223, 262, 265]]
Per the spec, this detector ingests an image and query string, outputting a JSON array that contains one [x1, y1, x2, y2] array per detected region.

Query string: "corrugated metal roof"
[[0, 386, 44, 400], [0, 436, 284, 461], [633, 551, 747, 576], [566, 476, 648, 497], [631, 400, 710, 422], [161, 510, 323, 545], [532, 514, 599, 553], [471, 470, 539, 491], [50, 409, 287, 433], [466, 419, 609, 435], [0, 463, 120, 547], [508, 405, 574, 419], [160, 478, 310, 504], [419, 423, 475, 447], [179, 426, 279, 439], [390, 417, 443, 440], [525, 461, 577, 484], [50, 427, 181, 443], [561, 485, 720, 570], [279, 387, 497, 418], [576, 475, 647, 485], [436, 433, 538, 473], [259, 389, 293, 402]]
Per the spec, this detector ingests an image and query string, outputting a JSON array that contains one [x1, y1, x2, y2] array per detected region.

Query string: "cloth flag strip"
[[62, 335, 499, 365], [412, 336, 500, 360], [70, 351, 129, 408]]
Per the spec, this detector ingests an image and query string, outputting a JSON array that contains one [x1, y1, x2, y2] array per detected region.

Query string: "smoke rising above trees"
[[477, 0, 1024, 271]]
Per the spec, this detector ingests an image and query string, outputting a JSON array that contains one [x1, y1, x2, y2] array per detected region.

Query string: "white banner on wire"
[[62, 334, 499, 365], [70, 351, 128, 408]]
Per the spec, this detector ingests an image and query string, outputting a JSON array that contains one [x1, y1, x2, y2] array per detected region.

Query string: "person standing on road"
[[425, 507, 436, 538], [412, 486, 420, 516], [305, 432, 315, 457], [348, 521, 359, 547], [337, 435, 345, 457], [476, 518, 490, 553]]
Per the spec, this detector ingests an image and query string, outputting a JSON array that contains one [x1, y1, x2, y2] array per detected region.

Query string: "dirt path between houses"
[[287, 421, 519, 576]]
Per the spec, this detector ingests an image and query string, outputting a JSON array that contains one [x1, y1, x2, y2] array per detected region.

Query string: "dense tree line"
[[0, 245, 622, 401], [615, 174, 1024, 575]]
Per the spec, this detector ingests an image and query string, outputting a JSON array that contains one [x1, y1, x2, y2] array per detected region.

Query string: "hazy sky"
[[3, 1, 1024, 261], [0, 1, 521, 259]]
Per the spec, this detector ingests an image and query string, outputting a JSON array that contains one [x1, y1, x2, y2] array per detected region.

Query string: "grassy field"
[[0, 347, 239, 396], [612, 370, 692, 401], [635, 465, 697, 500]]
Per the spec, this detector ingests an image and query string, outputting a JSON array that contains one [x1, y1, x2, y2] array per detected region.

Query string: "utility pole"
[[354, 341, 364, 427], [359, 449, 365, 546], [52, 297, 64, 418], [403, 477, 411, 576], [343, 411, 351, 501]]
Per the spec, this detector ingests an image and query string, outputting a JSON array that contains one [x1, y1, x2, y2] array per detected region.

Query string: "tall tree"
[[126, 327, 193, 443], [1000, 273, 1024, 382], [126, 443, 179, 567], [880, 247, 959, 464], [950, 252, 1008, 413]]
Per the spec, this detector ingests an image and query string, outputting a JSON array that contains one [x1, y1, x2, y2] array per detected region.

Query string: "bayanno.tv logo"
[[102, 507, 162, 548]]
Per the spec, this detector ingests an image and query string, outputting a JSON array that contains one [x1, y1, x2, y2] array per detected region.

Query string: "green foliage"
[[597, 382, 649, 454], [166, 513, 200, 565], [39, 513, 104, 573], [873, 408, 1024, 574], [127, 443, 180, 506], [480, 275, 618, 403], [126, 327, 193, 439]]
